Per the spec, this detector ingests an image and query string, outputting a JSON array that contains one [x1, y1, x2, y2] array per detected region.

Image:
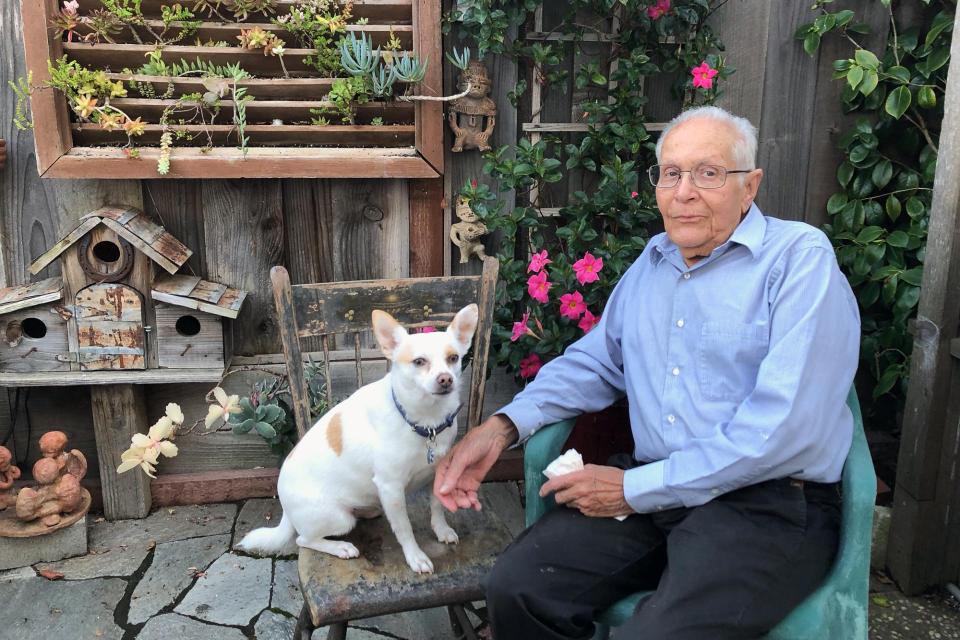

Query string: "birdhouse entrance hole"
[[175, 315, 201, 337], [21, 317, 47, 340], [92, 241, 121, 263]]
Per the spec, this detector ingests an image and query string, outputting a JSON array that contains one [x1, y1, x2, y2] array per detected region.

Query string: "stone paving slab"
[[137, 613, 248, 640], [869, 588, 960, 639], [128, 533, 232, 625], [0, 576, 126, 639], [175, 551, 272, 626], [93, 503, 237, 550], [271, 558, 303, 616], [0, 565, 38, 581], [358, 606, 454, 639], [233, 497, 283, 549], [255, 609, 297, 640], [0, 516, 87, 570]]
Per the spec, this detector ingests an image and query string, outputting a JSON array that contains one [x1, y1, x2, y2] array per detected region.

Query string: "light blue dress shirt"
[[499, 204, 861, 514]]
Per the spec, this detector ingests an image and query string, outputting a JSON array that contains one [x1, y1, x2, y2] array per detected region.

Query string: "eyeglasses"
[[648, 164, 752, 189]]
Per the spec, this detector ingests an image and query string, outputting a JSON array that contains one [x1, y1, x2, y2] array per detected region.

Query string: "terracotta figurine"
[[15, 431, 87, 527], [450, 195, 489, 264], [448, 61, 497, 153], [0, 445, 21, 510]]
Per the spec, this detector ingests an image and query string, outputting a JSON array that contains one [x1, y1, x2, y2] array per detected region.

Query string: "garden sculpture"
[[15, 431, 88, 527], [0, 446, 20, 510], [450, 195, 489, 263], [448, 61, 496, 152]]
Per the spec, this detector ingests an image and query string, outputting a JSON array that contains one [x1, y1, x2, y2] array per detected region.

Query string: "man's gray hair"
[[654, 106, 758, 170]]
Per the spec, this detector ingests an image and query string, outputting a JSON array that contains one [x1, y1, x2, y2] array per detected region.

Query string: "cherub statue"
[[448, 61, 497, 153], [16, 457, 82, 527], [38, 430, 87, 481], [450, 195, 489, 264], [15, 431, 87, 527], [0, 445, 21, 511]]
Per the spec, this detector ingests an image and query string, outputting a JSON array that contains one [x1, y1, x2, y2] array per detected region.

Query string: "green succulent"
[[340, 31, 380, 76]]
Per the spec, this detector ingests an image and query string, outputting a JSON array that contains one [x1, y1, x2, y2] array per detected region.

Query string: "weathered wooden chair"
[[270, 257, 516, 640], [524, 386, 875, 640]]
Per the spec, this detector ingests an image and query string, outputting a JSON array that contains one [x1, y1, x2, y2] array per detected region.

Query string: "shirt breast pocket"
[[697, 321, 769, 402]]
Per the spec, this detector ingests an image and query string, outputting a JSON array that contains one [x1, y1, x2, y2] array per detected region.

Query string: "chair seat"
[[298, 489, 515, 627]]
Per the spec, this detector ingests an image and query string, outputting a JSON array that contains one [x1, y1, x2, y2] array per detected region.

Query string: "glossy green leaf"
[[887, 230, 910, 247], [871, 159, 893, 188], [885, 85, 911, 119]]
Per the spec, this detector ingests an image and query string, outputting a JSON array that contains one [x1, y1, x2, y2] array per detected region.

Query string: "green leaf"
[[856, 226, 884, 244], [827, 193, 848, 214], [834, 9, 854, 26], [261, 404, 284, 423], [895, 284, 921, 311], [847, 65, 864, 90], [918, 85, 937, 109], [837, 162, 854, 187], [235, 418, 256, 434], [859, 70, 879, 96], [886, 66, 911, 83], [885, 86, 912, 119], [854, 49, 880, 70], [882, 275, 899, 305], [887, 230, 910, 247], [849, 145, 870, 164], [885, 195, 902, 221], [255, 421, 277, 438], [925, 11, 954, 47], [900, 267, 924, 286], [923, 45, 951, 77], [873, 368, 899, 399], [871, 159, 893, 189], [906, 197, 926, 218]]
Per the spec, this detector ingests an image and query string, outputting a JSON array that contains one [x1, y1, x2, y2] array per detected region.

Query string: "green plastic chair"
[[523, 387, 874, 640]]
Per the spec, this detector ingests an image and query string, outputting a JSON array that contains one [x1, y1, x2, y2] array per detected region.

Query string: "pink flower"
[[573, 252, 603, 285], [579, 310, 600, 333], [63, 0, 79, 14], [559, 291, 586, 321], [646, 0, 670, 19], [511, 311, 531, 342], [519, 353, 543, 379], [470, 179, 478, 188], [691, 62, 719, 90], [527, 249, 552, 273], [527, 271, 552, 303], [631, 191, 639, 198]]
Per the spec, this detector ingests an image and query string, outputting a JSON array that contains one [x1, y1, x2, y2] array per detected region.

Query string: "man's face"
[[655, 117, 763, 263]]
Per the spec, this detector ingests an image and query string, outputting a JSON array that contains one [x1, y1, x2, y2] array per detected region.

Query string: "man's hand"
[[434, 414, 517, 512], [540, 464, 633, 518]]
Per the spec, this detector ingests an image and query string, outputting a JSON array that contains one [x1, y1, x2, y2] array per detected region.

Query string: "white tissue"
[[543, 449, 627, 521], [543, 448, 584, 479]]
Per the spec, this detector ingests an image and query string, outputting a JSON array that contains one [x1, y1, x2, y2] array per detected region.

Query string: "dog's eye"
[[447, 354, 459, 364], [413, 358, 427, 367]]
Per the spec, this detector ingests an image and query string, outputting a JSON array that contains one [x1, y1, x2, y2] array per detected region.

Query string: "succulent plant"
[[445, 46, 471, 71], [392, 52, 428, 84], [340, 31, 380, 76], [371, 63, 397, 97]]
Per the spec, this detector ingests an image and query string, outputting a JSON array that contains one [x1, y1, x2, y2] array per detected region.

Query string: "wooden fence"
[[0, 1, 889, 505]]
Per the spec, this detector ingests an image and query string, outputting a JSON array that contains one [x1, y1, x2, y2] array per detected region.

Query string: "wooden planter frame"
[[20, 0, 443, 179]]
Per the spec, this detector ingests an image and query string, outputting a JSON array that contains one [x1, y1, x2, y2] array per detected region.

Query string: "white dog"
[[236, 304, 478, 574]]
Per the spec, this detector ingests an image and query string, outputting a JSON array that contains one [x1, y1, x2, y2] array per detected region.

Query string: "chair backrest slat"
[[271, 258, 499, 441]]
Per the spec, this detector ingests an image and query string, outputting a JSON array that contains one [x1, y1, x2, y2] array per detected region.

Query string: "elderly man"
[[434, 106, 861, 639]]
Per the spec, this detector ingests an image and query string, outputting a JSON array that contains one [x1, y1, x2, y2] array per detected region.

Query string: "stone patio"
[[0, 484, 958, 639]]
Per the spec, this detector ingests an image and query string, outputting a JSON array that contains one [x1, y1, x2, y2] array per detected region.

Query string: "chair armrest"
[[523, 419, 576, 528]]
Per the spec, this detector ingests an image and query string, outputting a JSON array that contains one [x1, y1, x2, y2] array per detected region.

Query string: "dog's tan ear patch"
[[327, 412, 344, 456]]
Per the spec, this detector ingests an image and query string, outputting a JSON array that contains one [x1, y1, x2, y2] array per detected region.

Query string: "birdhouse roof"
[[0, 277, 63, 315], [152, 274, 247, 319], [28, 206, 193, 276]]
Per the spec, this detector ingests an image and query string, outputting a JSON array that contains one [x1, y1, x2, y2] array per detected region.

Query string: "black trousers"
[[486, 478, 842, 640]]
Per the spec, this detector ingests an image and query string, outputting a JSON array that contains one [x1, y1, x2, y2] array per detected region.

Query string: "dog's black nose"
[[437, 373, 453, 389]]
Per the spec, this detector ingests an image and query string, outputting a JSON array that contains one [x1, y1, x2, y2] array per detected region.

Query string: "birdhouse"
[[0, 206, 246, 385]]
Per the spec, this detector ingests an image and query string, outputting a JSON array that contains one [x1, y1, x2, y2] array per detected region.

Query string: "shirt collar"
[[650, 202, 766, 265]]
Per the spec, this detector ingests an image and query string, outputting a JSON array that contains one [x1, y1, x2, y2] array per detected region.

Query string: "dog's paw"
[[325, 540, 360, 559], [433, 522, 459, 545], [404, 547, 434, 574]]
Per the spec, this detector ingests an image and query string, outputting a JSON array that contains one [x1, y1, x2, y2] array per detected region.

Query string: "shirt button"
[[667, 414, 676, 423], [676, 319, 685, 328], [672, 367, 680, 376], [682, 273, 691, 280]]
